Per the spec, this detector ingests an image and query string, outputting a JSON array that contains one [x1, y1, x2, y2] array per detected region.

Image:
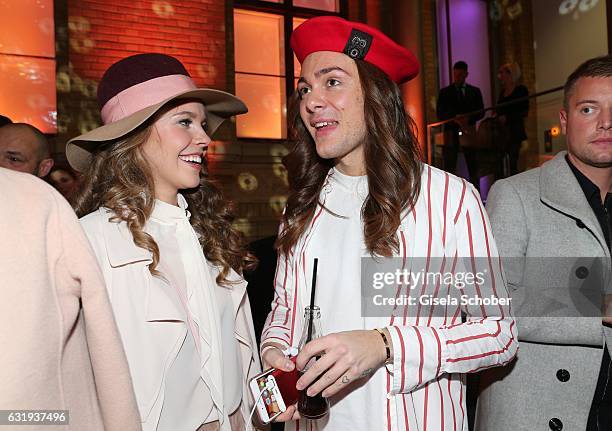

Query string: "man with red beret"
[[260, 16, 517, 430]]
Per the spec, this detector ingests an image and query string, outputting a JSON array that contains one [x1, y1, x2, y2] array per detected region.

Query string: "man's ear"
[[37, 158, 54, 178], [559, 109, 568, 135]]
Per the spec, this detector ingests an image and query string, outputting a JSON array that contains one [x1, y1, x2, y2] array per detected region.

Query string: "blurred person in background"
[[436, 60, 485, 188], [496, 62, 529, 176], [48, 155, 81, 204], [0, 123, 53, 177], [49, 167, 79, 203]]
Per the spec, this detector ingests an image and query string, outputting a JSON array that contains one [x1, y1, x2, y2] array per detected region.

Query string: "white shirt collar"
[[150, 194, 191, 223]]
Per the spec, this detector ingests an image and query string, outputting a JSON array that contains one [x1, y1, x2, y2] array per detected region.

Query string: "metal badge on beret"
[[343, 29, 373, 60]]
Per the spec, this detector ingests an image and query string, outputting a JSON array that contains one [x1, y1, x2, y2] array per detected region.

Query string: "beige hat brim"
[[66, 88, 247, 172]]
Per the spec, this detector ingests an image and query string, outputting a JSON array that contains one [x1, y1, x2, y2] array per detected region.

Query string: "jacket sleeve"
[[56, 196, 141, 431], [385, 181, 518, 395], [236, 283, 263, 426], [486, 179, 603, 346], [515, 85, 530, 117], [436, 87, 455, 121], [470, 86, 485, 124], [261, 246, 297, 353], [79, 211, 114, 299]]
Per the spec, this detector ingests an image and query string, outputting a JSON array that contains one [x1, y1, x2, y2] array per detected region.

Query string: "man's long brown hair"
[[277, 59, 422, 257], [74, 116, 255, 286]]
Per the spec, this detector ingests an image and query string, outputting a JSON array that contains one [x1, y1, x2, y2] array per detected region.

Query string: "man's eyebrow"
[[5, 150, 26, 159], [298, 66, 350, 85], [315, 66, 348, 78], [575, 99, 600, 105]]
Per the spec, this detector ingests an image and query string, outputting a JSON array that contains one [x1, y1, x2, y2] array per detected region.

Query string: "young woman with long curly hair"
[[66, 53, 260, 431]]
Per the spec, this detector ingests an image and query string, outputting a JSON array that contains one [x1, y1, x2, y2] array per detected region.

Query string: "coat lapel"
[[99, 208, 152, 267], [225, 267, 248, 337], [99, 208, 186, 322], [210, 265, 255, 355], [540, 151, 607, 253], [145, 265, 187, 323]]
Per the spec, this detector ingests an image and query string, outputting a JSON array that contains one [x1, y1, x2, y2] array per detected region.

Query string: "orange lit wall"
[[0, 0, 56, 133], [67, 0, 226, 88], [60, 0, 228, 142], [0, 0, 54, 56]]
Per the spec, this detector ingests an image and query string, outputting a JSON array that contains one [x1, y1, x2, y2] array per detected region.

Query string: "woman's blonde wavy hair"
[[74, 117, 255, 286]]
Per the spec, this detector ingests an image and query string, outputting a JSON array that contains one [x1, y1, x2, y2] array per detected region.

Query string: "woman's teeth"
[[179, 154, 202, 164]]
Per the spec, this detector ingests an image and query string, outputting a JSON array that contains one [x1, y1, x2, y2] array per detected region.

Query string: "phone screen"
[[256, 374, 282, 418]]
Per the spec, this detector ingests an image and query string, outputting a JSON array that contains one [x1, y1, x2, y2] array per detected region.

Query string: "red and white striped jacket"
[[262, 164, 518, 431]]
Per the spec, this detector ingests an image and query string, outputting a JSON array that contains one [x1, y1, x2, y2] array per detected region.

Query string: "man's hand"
[[262, 344, 294, 371], [295, 330, 387, 398], [260, 345, 301, 422]]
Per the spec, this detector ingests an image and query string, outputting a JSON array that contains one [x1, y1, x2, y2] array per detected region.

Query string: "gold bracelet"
[[374, 328, 392, 365]]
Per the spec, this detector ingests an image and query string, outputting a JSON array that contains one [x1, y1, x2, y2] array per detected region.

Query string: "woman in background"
[[496, 62, 529, 176], [48, 159, 80, 203]]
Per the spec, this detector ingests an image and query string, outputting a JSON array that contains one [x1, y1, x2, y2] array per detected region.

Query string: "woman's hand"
[[260, 345, 301, 422], [295, 330, 387, 398]]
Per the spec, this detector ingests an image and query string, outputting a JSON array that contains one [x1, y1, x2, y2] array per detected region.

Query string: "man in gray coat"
[[475, 55, 612, 430]]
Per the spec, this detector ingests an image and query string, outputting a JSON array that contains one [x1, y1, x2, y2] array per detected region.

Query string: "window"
[[234, 10, 286, 139], [0, 0, 56, 133], [234, 0, 344, 139], [293, 0, 338, 12]]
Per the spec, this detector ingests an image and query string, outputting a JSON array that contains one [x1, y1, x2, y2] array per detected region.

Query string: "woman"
[[496, 62, 529, 176], [48, 162, 80, 203], [66, 53, 261, 431]]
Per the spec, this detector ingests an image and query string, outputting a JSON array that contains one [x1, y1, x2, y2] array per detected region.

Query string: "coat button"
[[556, 369, 570, 382], [576, 219, 586, 228], [575, 266, 589, 279], [549, 418, 563, 430]]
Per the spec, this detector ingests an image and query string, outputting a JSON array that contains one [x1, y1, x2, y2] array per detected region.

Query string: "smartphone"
[[249, 358, 299, 424]]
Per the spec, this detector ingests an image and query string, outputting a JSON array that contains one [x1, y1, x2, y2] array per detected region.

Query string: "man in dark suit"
[[436, 61, 484, 189]]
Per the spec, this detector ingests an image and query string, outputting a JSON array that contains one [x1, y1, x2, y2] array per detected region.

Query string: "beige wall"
[[532, 0, 608, 155]]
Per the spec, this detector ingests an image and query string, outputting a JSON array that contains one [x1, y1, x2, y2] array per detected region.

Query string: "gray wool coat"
[[474, 151, 612, 431]]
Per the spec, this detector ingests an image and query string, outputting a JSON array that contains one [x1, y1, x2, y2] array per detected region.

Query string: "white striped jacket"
[[262, 164, 518, 431]]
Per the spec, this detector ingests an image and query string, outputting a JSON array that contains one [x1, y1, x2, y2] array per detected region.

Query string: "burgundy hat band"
[[96, 53, 191, 109], [100, 74, 196, 124]]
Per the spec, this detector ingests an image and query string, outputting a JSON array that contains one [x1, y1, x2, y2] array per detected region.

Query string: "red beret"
[[291, 16, 419, 84]]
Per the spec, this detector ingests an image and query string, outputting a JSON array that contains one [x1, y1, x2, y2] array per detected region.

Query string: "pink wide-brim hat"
[[66, 53, 247, 172]]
